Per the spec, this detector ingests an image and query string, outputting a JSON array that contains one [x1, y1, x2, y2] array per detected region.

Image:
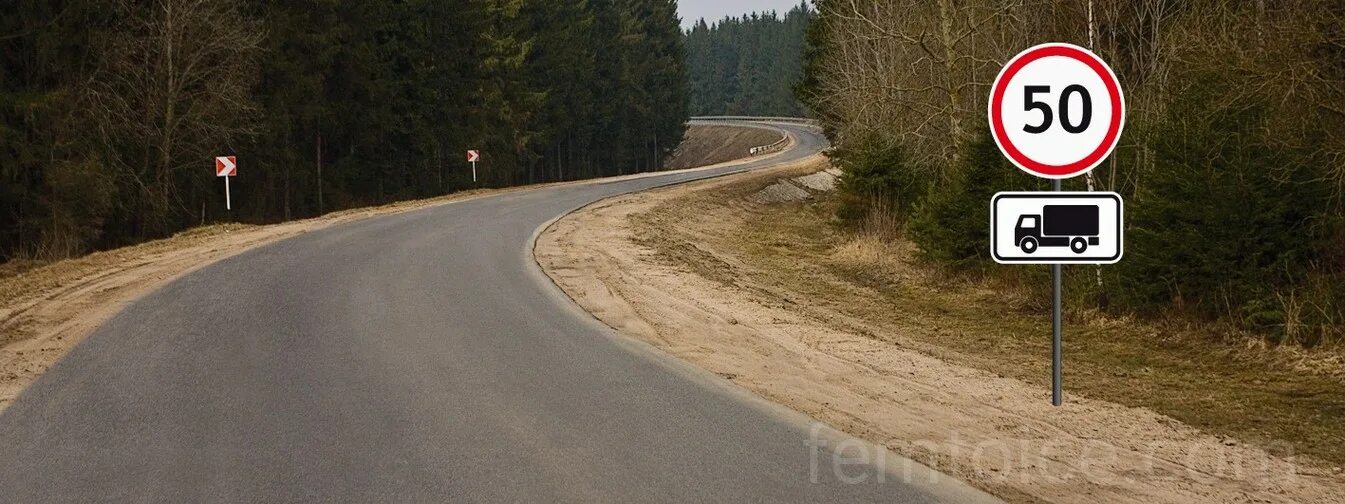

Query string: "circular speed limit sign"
[[989, 43, 1125, 179]]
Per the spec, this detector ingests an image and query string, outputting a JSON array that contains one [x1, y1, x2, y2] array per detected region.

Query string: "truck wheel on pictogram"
[[1020, 237, 1039, 254], [1070, 237, 1088, 254]]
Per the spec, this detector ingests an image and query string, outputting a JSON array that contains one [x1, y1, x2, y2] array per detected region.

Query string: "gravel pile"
[[748, 181, 811, 204], [793, 171, 838, 191]]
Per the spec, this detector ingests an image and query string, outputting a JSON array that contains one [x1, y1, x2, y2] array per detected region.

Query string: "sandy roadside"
[[0, 188, 521, 411], [535, 155, 1345, 504], [0, 123, 793, 413]]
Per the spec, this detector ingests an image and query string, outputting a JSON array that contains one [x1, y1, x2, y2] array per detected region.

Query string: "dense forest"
[[800, 0, 1345, 346], [0, 0, 688, 260], [684, 3, 811, 116]]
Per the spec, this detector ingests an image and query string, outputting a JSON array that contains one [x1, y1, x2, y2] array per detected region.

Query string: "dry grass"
[[0, 223, 254, 306], [634, 167, 1345, 468]]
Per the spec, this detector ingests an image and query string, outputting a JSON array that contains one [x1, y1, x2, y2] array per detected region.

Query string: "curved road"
[[0, 122, 995, 503]]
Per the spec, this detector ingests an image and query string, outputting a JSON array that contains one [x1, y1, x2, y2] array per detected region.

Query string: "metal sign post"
[[987, 43, 1127, 406], [1051, 180, 1062, 406]]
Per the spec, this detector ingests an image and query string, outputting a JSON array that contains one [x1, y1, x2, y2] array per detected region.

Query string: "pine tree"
[[684, 2, 812, 116], [0, 0, 691, 260]]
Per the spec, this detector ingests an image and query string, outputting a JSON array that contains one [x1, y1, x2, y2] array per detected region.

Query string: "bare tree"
[[812, 0, 1031, 172], [87, 0, 262, 234]]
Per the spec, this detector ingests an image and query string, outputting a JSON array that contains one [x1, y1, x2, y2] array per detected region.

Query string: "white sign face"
[[989, 44, 1125, 180], [466, 150, 480, 163], [991, 192, 1123, 264]]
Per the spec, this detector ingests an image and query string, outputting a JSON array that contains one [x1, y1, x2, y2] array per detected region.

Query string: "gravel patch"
[[793, 171, 838, 192], [749, 181, 811, 204]]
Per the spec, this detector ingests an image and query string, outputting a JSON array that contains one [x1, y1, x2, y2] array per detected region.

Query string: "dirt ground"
[[535, 155, 1345, 504], [664, 124, 784, 170]]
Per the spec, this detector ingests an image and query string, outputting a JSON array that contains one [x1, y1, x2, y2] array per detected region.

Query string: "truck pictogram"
[[1015, 205, 1100, 254]]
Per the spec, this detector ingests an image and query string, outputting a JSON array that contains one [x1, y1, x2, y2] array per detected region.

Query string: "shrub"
[[831, 133, 924, 228], [907, 127, 1045, 268], [1110, 69, 1339, 341]]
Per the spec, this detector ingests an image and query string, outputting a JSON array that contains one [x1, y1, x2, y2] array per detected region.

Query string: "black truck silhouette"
[[1015, 205, 1100, 254]]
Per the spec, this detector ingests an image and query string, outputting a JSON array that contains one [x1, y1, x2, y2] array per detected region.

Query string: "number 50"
[[1023, 85, 1092, 134]]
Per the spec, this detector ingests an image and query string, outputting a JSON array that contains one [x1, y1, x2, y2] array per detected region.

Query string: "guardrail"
[[688, 116, 807, 157], [691, 115, 818, 125], [748, 135, 790, 156]]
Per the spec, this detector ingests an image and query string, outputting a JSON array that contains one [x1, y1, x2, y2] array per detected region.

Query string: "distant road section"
[[0, 120, 993, 503]]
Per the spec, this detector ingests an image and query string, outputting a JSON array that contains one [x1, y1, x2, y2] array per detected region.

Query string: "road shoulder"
[[535, 156, 1345, 504], [0, 122, 795, 413], [0, 191, 506, 410]]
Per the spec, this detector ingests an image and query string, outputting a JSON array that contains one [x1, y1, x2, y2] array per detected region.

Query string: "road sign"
[[991, 192, 1123, 264], [466, 150, 479, 182], [988, 44, 1126, 407], [988, 43, 1125, 180], [215, 156, 236, 211], [215, 156, 237, 177]]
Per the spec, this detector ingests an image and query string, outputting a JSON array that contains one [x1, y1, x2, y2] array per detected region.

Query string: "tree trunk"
[[937, 0, 963, 156]]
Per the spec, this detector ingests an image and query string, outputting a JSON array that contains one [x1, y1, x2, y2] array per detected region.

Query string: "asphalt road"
[[0, 121, 997, 503]]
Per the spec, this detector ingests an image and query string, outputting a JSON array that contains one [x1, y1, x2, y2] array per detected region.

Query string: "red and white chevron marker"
[[215, 156, 237, 210], [215, 156, 237, 177], [466, 150, 480, 183]]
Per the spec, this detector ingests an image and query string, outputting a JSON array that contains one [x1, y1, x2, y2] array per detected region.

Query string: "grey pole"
[[1052, 178, 1063, 406]]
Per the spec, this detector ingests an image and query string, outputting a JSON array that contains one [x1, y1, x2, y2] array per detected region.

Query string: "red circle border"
[[989, 44, 1125, 179]]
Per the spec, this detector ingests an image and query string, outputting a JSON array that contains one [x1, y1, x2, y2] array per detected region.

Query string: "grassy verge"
[[632, 166, 1345, 468]]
